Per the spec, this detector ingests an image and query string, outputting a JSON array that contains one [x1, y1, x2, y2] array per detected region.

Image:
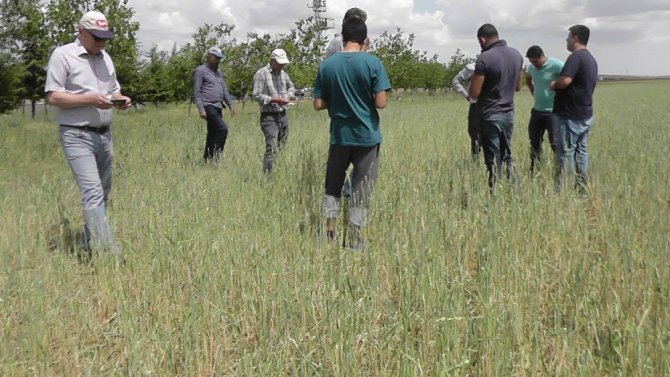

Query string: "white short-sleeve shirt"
[[45, 37, 121, 127]]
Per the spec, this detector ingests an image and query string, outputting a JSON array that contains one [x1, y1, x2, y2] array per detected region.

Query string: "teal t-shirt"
[[527, 57, 564, 111], [314, 52, 392, 147]]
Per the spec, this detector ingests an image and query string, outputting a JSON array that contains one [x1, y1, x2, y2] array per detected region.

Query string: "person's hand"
[[91, 93, 114, 109], [229, 108, 236, 117], [115, 95, 132, 110], [199, 111, 207, 120], [271, 97, 290, 106]]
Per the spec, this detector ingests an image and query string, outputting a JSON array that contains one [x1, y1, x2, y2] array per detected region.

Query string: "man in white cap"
[[252, 48, 295, 174], [193, 46, 236, 162], [45, 10, 131, 259]]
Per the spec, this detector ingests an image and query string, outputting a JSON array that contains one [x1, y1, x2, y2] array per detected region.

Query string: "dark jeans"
[[203, 105, 229, 161], [322, 144, 380, 227], [468, 103, 481, 156], [528, 109, 559, 172], [481, 111, 515, 189], [260, 111, 289, 174]]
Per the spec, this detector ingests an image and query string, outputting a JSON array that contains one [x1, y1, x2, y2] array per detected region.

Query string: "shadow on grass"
[[46, 217, 92, 265]]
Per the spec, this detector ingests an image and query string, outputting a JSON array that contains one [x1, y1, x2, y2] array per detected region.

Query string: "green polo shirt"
[[527, 57, 564, 112], [314, 52, 391, 147]]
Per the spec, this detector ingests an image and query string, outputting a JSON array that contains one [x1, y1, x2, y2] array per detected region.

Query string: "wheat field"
[[1, 80, 669, 376]]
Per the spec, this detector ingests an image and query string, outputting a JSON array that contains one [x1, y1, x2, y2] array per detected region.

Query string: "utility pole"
[[307, 0, 333, 39]]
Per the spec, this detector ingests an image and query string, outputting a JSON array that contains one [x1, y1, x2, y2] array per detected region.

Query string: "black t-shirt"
[[474, 40, 523, 117], [553, 49, 598, 120]]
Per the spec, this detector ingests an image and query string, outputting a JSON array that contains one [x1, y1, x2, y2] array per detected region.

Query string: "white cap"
[[206, 46, 223, 58], [271, 49, 289, 64], [79, 10, 114, 39]]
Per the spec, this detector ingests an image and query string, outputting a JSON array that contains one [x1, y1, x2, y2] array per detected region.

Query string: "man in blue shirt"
[[313, 18, 391, 250], [525, 45, 564, 174], [469, 24, 524, 190], [193, 46, 236, 162], [551, 25, 598, 193]]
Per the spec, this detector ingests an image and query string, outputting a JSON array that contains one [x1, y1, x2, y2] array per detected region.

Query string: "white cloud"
[[126, 0, 670, 75]]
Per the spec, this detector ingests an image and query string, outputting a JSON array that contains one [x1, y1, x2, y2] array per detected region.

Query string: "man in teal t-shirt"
[[313, 17, 391, 250], [525, 45, 564, 174]]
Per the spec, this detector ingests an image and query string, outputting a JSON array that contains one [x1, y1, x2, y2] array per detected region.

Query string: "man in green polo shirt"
[[313, 17, 391, 251], [525, 45, 564, 174]]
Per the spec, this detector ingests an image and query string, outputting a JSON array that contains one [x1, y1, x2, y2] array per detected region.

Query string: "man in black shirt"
[[469, 24, 524, 190], [551, 25, 598, 192]]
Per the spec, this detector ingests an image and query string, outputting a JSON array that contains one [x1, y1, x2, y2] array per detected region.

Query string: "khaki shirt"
[[45, 38, 121, 127]]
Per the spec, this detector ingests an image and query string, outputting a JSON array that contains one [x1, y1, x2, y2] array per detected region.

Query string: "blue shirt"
[[474, 40, 523, 117], [192, 63, 234, 114], [314, 52, 392, 147], [553, 49, 598, 120]]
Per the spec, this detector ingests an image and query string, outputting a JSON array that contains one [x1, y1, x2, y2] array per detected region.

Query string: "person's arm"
[[469, 74, 484, 101], [44, 49, 113, 110], [551, 76, 573, 90], [516, 69, 524, 92], [192, 68, 206, 118], [47, 91, 113, 109], [252, 70, 271, 105], [285, 73, 296, 99], [374, 90, 388, 109], [221, 76, 235, 116], [109, 77, 132, 110], [526, 73, 535, 96], [452, 68, 470, 99], [550, 56, 575, 90]]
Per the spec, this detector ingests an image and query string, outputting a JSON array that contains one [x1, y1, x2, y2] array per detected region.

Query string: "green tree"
[[224, 32, 273, 106], [369, 29, 420, 94], [444, 48, 475, 89], [0, 53, 22, 114], [0, 0, 50, 117], [279, 17, 328, 89]]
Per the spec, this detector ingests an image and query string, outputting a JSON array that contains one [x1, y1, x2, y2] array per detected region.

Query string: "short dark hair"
[[342, 18, 367, 45], [569, 24, 590, 45], [526, 45, 544, 58], [344, 7, 367, 23], [477, 23, 498, 39]]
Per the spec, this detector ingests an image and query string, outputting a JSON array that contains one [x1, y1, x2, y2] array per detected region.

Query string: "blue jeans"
[[555, 116, 593, 191], [59, 126, 119, 254], [480, 111, 515, 189]]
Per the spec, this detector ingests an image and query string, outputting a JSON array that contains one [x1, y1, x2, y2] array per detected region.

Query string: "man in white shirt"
[[45, 10, 131, 258], [452, 62, 480, 159]]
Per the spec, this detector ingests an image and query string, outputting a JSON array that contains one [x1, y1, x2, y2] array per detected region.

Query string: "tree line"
[[0, 0, 474, 117]]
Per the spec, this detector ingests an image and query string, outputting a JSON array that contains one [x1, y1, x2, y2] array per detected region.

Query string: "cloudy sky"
[[127, 0, 670, 76]]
